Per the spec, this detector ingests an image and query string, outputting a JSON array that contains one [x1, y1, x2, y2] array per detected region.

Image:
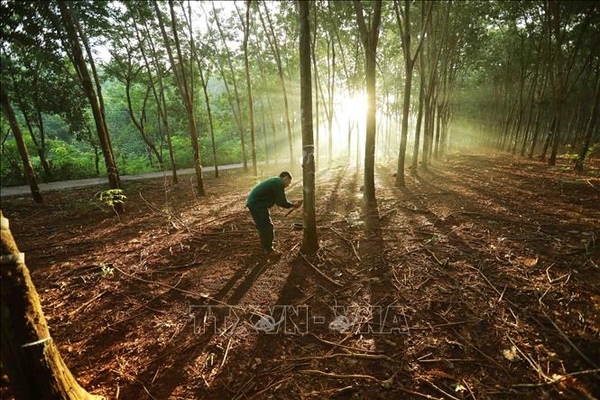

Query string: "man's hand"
[[284, 200, 303, 217]]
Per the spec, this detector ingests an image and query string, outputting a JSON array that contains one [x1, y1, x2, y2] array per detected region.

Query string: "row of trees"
[[2, 1, 599, 202], [457, 1, 600, 171], [1, 2, 598, 395]]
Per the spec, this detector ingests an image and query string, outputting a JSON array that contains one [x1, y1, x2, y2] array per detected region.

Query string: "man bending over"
[[246, 171, 302, 258]]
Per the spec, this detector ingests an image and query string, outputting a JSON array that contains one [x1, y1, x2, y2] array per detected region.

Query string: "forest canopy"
[[1, 0, 599, 187]]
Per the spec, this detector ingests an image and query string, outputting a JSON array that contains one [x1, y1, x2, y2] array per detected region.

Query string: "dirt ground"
[[1, 151, 599, 399]]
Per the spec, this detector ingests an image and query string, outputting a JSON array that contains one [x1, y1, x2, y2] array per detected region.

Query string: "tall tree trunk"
[[411, 50, 426, 174], [528, 64, 550, 159], [395, 54, 412, 186], [258, 0, 295, 169], [394, 0, 430, 187], [520, 64, 540, 156], [434, 103, 442, 158], [197, 60, 219, 178], [136, 14, 178, 183], [547, 1, 593, 166], [184, 1, 218, 178], [315, 38, 333, 161], [541, 116, 556, 161], [239, 1, 258, 176], [575, 66, 600, 172], [155, 0, 205, 195], [310, 5, 320, 169], [310, 5, 321, 171], [30, 60, 52, 178], [1, 212, 102, 399], [261, 111, 269, 164], [57, 1, 122, 212], [173, 0, 205, 194], [124, 77, 164, 169], [421, 90, 432, 169], [328, 37, 335, 166], [211, 2, 248, 172], [267, 97, 279, 163], [354, 0, 383, 210], [1, 91, 43, 204], [12, 75, 53, 179], [298, 0, 318, 254]]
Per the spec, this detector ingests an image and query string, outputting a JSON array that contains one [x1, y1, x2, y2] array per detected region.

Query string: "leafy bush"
[[171, 135, 196, 169], [0, 141, 25, 186], [47, 140, 97, 180], [116, 153, 158, 175], [215, 139, 242, 165]]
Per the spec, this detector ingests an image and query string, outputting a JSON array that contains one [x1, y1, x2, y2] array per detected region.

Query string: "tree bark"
[[0, 91, 43, 204], [170, 0, 205, 195], [154, 0, 205, 195], [135, 13, 178, 183], [123, 71, 164, 169], [57, 1, 123, 212], [258, 0, 295, 170], [353, 0, 383, 210], [197, 60, 219, 178], [298, 0, 318, 254], [394, 0, 430, 187], [411, 49, 426, 174], [211, 2, 248, 172], [11, 73, 53, 179], [1, 212, 102, 399], [575, 66, 600, 172], [241, 0, 258, 176], [184, 1, 219, 179]]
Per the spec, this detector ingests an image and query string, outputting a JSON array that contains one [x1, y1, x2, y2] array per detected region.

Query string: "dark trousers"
[[248, 206, 274, 253]]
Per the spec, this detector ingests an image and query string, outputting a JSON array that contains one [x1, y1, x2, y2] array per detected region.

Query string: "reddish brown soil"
[[1, 152, 599, 399]]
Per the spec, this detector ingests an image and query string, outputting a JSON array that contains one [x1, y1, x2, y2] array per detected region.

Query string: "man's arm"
[[274, 183, 294, 208]]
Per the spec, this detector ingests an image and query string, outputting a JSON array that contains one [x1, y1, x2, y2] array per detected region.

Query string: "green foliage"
[[587, 143, 600, 158], [2, 0, 595, 190], [171, 135, 195, 169], [0, 140, 24, 186], [47, 139, 98, 180], [99, 262, 114, 278], [116, 152, 155, 175], [97, 189, 127, 208], [214, 138, 242, 165], [574, 143, 600, 170]]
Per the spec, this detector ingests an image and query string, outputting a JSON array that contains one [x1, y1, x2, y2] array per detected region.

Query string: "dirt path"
[[1, 152, 599, 399]]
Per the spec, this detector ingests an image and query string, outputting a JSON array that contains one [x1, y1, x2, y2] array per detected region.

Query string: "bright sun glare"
[[324, 92, 368, 156], [339, 92, 369, 118]]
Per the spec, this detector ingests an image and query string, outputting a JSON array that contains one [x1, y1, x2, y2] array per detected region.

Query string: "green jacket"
[[246, 177, 293, 209]]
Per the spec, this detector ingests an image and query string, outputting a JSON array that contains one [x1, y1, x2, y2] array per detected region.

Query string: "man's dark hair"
[[279, 171, 292, 180]]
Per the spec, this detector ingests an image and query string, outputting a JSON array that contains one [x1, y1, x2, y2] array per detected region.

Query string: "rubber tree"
[[546, 1, 594, 166], [393, 0, 431, 187], [154, 0, 205, 196], [241, 0, 258, 177], [353, 0, 383, 210], [575, 63, 600, 172], [132, 5, 179, 183], [7, 57, 53, 180], [210, 2, 249, 172], [57, 1, 123, 212], [421, 2, 450, 170], [104, 39, 164, 170], [298, 0, 318, 254], [258, 0, 296, 170], [0, 91, 43, 204], [1, 212, 103, 399], [187, 3, 219, 178]]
